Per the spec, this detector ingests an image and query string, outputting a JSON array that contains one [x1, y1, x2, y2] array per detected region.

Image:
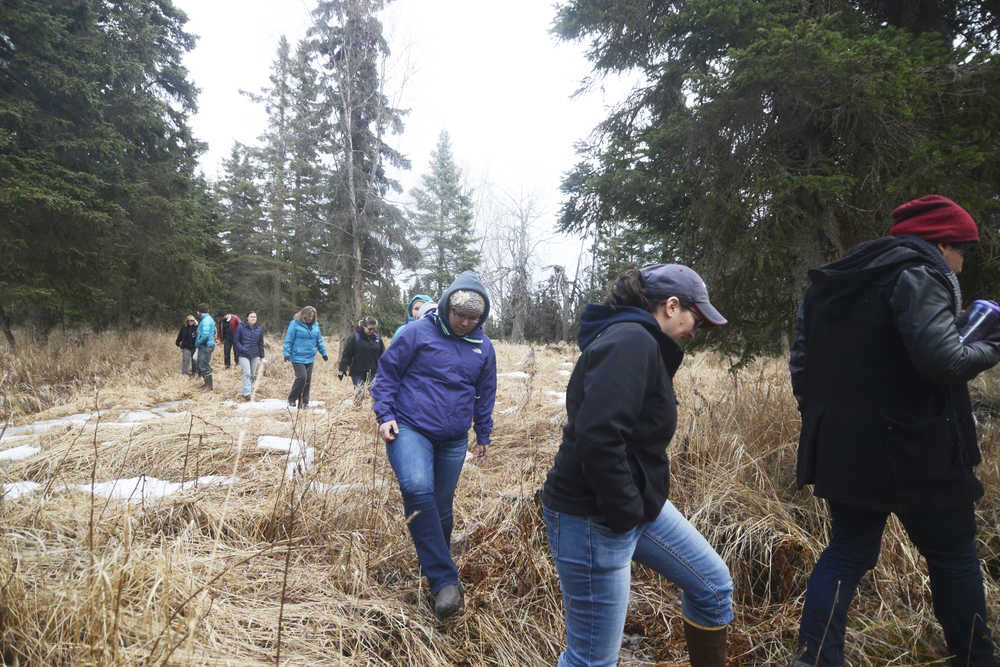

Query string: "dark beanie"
[[889, 195, 978, 243]]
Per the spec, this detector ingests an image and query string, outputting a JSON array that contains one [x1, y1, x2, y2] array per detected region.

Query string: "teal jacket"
[[393, 294, 433, 339], [195, 313, 216, 348], [283, 318, 328, 363]]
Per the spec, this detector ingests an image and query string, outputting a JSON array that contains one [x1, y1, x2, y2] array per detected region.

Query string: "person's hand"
[[322, 355, 329, 362], [476, 443, 489, 461], [379, 420, 399, 442], [338, 372, 344, 381], [284, 356, 290, 362]]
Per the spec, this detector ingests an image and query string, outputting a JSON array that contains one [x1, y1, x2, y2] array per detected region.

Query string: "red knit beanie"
[[889, 195, 978, 243]]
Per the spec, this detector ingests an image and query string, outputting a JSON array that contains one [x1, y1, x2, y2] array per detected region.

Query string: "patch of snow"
[[309, 479, 387, 494], [153, 400, 192, 412], [499, 371, 530, 379], [257, 436, 313, 477], [561, 362, 573, 367], [119, 410, 161, 423], [497, 406, 518, 415], [0, 445, 40, 461], [3, 481, 41, 500], [558, 370, 571, 376], [0, 434, 32, 444], [79, 474, 237, 502], [5, 411, 102, 436], [233, 398, 324, 412], [226, 417, 251, 424]]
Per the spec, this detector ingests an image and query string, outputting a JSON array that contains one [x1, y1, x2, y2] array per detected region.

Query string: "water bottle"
[[956, 299, 1000, 344]]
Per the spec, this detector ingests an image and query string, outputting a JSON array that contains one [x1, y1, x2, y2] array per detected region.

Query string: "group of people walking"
[[168, 193, 999, 666]]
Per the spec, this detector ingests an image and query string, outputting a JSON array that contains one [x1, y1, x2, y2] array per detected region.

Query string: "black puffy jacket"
[[542, 304, 682, 532], [790, 235, 1000, 511]]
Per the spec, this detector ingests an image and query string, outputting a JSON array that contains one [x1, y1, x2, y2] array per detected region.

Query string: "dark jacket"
[[217, 315, 240, 342], [372, 271, 497, 444], [234, 322, 265, 359], [339, 326, 384, 379], [175, 324, 197, 350], [790, 235, 1000, 511], [542, 304, 682, 533]]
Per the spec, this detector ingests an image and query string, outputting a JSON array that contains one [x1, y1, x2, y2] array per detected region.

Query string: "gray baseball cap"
[[639, 263, 727, 326]]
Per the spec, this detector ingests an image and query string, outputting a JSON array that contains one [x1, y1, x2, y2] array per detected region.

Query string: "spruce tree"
[[409, 131, 480, 296]]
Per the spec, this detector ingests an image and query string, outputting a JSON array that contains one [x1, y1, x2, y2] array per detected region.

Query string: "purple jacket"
[[372, 314, 497, 445]]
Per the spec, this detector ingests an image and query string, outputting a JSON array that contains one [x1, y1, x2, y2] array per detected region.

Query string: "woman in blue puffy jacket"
[[371, 271, 497, 621], [234, 311, 266, 401], [282, 306, 328, 409]]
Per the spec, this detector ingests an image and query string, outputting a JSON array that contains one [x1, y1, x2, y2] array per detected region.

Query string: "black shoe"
[[434, 584, 463, 620]]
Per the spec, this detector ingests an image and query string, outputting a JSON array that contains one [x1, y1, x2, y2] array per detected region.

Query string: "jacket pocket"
[[884, 414, 962, 489]]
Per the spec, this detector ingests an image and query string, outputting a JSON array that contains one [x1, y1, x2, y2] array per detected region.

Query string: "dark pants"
[[223, 339, 237, 368], [288, 362, 313, 407], [798, 501, 996, 666]]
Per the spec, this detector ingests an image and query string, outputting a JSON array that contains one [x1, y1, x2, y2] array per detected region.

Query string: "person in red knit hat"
[[790, 194, 1000, 666]]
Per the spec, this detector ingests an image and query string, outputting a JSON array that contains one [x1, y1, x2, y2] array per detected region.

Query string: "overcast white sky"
[[174, 0, 634, 272]]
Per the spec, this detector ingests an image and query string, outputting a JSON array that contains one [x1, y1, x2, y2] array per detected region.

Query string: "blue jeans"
[[196, 345, 213, 377], [385, 424, 468, 594], [543, 501, 734, 667], [238, 356, 260, 396], [798, 501, 996, 666]]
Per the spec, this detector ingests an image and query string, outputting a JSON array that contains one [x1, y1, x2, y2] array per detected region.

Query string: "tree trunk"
[[0, 304, 15, 348]]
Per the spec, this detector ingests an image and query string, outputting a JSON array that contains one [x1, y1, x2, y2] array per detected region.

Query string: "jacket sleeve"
[[175, 327, 183, 347], [370, 328, 416, 424], [472, 342, 497, 445], [316, 325, 328, 358], [195, 320, 209, 347], [573, 330, 657, 532], [283, 322, 295, 359], [338, 334, 355, 374], [233, 324, 246, 358], [891, 266, 1000, 383], [789, 298, 808, 410]]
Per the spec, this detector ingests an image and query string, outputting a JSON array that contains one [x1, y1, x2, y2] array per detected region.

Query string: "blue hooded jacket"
[[195, 313, 216, 348], [392, 294, 433, 339], [372, 272, 496, 444], [283, 315, 328, 364]]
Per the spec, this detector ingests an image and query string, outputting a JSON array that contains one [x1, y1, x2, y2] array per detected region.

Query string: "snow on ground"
[[2, 481, 41, 500], [497, 406, 518, 415], [4, 411, 103, 436], [0, 445, 40, 461], [557, 370, 571, 376], [223, 398, 326, 412], [78, 475, 238, 502], [546, 390, 567, 405], [499, 371, 530, 379], [119, 410, 161, 423], [257, 436, 314, 477]]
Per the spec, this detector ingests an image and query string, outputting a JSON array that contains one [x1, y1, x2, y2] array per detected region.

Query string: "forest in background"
[[2, 0, 999, 360]]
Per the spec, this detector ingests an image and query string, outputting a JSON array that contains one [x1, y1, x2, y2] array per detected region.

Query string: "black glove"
[[284, 356, 290, 362], [322, 355, 329, 362], [338, 372, 344, 381]]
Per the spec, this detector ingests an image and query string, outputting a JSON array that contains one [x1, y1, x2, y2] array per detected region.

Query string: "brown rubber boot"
[[199, 374, 213, 392], [683, 619, 727, 667]]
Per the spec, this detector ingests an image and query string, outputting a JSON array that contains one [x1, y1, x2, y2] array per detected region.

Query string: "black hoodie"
[[542, 304, 683, 532]]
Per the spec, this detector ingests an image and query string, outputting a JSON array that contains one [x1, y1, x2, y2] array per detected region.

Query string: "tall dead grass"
[[0, 328, 998, 665]]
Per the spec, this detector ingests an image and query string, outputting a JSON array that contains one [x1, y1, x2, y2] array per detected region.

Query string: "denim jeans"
[[181, 348, 194, 375], [798, 501, 996, 666], [543, 501, 734, 667], [238, 356, 260, 397], [288, 362, 313, 407], [385, 423, 468, 594], [196, 345, 213, 377]]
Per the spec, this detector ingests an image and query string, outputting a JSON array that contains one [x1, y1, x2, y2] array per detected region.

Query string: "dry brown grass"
[[0, 328, 998, 665]]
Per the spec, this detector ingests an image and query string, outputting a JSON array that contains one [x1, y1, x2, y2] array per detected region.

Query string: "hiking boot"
[[199, 375, 213, 392], [434, 584, 463, 620]]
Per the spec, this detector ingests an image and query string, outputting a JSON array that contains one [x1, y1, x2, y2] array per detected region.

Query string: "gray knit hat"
[[448, 290, 485, 314]]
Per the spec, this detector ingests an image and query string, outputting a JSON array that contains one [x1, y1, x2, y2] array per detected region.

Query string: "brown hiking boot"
[[199, 375, 213, 392]]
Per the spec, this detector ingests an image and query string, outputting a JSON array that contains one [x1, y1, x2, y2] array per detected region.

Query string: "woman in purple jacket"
[[372, 271, 497, 621]]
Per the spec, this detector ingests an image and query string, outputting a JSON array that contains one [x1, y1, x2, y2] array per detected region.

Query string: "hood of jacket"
[[437, 271, 491, 339], [404, 294, 433, 324], [810, 235, 961, 314], [578, 303, 683, 375]]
